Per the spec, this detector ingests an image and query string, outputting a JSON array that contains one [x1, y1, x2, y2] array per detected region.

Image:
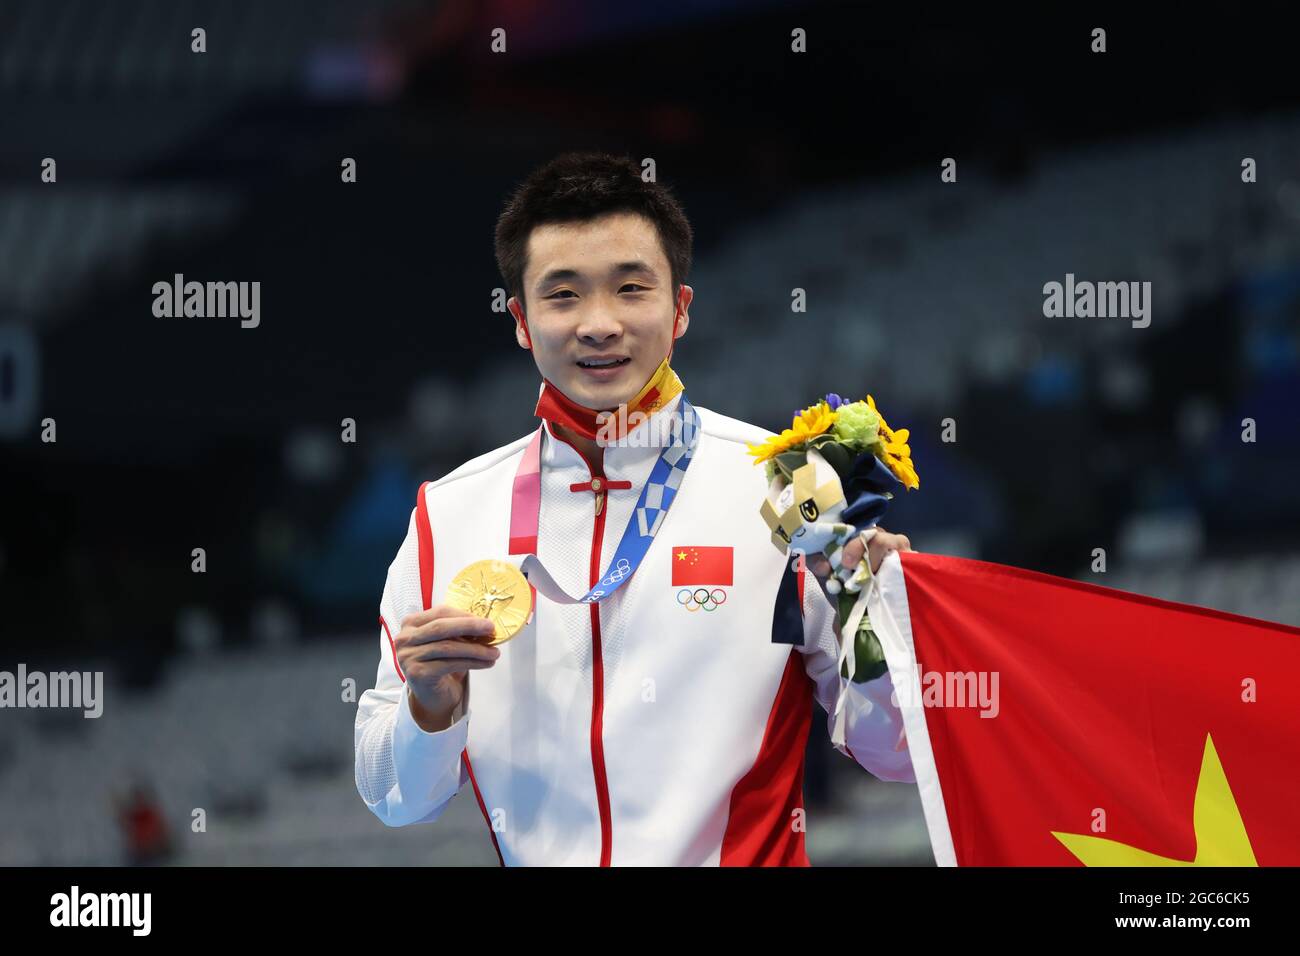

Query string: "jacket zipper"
[[552, 428, 615, 866], [587, 483, 614, 867]]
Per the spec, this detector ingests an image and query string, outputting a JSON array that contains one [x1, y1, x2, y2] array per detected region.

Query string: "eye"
[[546, 290, 577, 299], [620, 283, 648, 293]]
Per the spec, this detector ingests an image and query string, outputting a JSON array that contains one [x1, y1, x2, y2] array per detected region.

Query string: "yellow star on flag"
[[1051, 733, 1258, 866]]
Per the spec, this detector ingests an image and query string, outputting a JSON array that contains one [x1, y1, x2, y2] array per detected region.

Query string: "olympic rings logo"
[[677, 587, 727, 612], [602, 558, 632, 586]]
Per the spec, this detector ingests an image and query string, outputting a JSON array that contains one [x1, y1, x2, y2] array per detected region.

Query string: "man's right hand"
[[394, 605, 501, 733]]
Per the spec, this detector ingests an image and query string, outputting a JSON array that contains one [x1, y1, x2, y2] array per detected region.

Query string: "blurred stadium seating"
[[4, 113, 1297, 862]]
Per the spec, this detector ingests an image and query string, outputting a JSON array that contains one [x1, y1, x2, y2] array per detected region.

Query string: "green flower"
[[830, 400, 880, 454]]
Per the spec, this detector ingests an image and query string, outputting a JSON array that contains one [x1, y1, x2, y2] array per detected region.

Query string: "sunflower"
[[866, 394, 920, 489], [746, 401, 838, 464]]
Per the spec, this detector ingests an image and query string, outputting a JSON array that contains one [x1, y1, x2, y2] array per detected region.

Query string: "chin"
[[585, 386, 634, 411], [561, 375, 640, 411]]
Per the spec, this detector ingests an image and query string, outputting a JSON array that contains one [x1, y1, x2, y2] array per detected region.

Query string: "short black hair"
[[494, 152, 693, 311]]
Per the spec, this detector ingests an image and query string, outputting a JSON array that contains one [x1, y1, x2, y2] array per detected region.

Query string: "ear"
[[507, 296, 532, 349], [673, 284, 693, 338]]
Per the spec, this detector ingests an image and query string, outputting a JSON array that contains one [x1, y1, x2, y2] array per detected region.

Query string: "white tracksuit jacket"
[[354, 392, 915, 865]]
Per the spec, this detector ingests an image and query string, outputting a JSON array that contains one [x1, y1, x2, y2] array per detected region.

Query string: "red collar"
[[534, 377, 611, 442], [533, 355, 682, 442]]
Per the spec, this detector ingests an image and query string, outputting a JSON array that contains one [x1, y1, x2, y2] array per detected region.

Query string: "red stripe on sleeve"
[[415, 481, 434, 611]]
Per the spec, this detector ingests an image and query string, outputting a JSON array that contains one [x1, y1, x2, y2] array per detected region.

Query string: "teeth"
[[580, 358, 625, 367]]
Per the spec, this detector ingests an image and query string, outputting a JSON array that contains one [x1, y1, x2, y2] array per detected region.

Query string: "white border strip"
[[867, 551, 959, 867]]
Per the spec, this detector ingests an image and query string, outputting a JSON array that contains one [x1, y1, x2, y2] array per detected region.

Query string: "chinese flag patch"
[[671, 546, 733, 586]]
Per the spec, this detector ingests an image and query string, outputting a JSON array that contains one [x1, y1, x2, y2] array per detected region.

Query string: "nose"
[[575, 308, 622, 345]]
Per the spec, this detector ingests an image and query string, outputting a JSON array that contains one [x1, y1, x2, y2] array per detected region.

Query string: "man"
[[354, 152, 916, 866]]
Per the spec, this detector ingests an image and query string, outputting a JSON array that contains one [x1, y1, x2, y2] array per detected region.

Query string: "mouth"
[[576, 356, 631, 369]]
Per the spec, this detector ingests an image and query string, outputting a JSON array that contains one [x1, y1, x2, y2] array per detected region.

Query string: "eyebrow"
[[534, 260, 659, 291]]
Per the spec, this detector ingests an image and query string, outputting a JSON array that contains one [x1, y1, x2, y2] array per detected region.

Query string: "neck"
[[551, 420, 604, 474]]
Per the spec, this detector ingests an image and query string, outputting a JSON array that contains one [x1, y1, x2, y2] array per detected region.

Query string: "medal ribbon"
[[506, 394, 700, 607]]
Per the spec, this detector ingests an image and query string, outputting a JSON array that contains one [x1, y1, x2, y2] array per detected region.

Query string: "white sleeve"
[[354, 506, 472, 827], [797, 563, 916, 783]]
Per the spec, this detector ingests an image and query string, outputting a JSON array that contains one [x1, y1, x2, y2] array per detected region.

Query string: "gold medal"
[[446, 559, 532, 645]]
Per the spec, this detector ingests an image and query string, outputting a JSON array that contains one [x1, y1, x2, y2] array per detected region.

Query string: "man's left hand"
[[842, 526, 913, 575], [804, 526, 914, 588]]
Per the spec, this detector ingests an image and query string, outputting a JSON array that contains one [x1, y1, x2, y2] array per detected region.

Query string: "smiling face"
[[509, 211, 692, 410]]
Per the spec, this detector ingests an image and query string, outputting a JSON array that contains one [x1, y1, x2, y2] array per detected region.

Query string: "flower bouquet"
[[747, 393, 919, 686]]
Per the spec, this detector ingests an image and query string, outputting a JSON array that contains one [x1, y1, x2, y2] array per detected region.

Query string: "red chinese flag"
[[870, 551, 1300, 866], [671, 546, 734, 586]]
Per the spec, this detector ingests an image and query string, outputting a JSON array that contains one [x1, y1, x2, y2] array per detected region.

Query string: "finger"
[[398, 604, 472, 631], [867, 535, 894, 573], [405, 658, 498, 681], [401, 615, 498, 646], [408, 639, 501, 664], [873, 530, 908, 552]]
